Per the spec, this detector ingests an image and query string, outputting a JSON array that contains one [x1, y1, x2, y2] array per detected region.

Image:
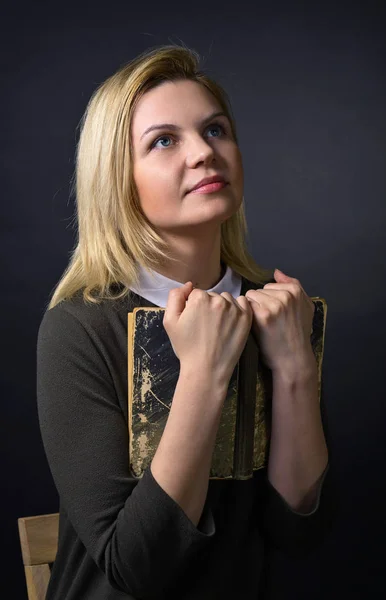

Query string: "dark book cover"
[[128, 298, 327, 480]]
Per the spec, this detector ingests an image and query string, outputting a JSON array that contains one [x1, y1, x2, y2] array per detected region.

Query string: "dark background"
[[2, 1, 386, 598]]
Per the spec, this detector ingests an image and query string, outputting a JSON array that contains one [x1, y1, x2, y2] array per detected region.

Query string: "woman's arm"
[[151, 366, 228, 527], [267, 356, 328, 513], [256, 364, 337, 556], [37, 304, 217, 598]]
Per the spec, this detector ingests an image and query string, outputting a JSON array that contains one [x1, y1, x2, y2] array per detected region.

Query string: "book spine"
[[233, 332, 259, 479]]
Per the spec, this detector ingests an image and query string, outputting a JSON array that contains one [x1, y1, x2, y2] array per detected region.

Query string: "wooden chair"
[[17, 513, 59, 600]]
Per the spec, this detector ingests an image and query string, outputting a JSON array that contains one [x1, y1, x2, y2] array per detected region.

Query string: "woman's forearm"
[[267, 356, 329, 513], [151, 367, 228, 527]]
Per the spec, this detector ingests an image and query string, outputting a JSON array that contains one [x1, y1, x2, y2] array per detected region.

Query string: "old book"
[[128, 297, 327, 481]]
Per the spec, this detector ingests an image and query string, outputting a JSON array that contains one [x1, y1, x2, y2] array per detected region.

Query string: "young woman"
[[37, 44, 334, 600]]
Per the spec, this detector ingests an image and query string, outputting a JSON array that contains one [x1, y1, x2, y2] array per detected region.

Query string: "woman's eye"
[[150, 122, 226, 150], [152, 136, 172, 149], [207, 123, 225, 137]]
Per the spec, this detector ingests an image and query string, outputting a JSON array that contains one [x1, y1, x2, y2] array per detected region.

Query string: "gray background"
[[2, 1, 385, 598]]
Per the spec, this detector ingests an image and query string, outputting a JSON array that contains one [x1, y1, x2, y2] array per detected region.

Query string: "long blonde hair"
[[47, 44, 274, 310]]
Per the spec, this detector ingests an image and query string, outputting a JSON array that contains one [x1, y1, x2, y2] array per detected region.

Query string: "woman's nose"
[[185, 136, 216, 168]]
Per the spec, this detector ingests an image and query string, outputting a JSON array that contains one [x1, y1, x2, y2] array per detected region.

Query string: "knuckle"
[[189, 289, 204, 302], [292, 284, 301, 295], [212, 294, 225, 308], [283, 291, 292, 305], [260, 308, 271, 322], [168, 288, 180, 299], [220, 292, 233, 302]]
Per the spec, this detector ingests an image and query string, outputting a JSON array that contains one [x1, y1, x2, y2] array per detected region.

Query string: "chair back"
[[17, 513, 59, 600]]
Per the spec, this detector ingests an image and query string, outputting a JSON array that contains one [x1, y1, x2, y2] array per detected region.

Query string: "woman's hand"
[[245, 268, 316, 374], [163, 281, 253, 386]]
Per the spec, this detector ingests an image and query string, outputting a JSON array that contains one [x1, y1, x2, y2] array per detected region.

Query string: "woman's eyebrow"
[[140, 111, 228, 141]]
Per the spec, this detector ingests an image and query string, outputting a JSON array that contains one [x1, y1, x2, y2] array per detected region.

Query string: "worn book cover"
[[128, 297, 327, 480]]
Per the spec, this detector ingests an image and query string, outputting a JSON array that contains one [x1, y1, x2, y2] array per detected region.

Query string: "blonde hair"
[[47, 44, 274, 310]]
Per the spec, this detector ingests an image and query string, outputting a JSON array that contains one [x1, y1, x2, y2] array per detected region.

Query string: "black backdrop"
[[2, 1, 386, 598]]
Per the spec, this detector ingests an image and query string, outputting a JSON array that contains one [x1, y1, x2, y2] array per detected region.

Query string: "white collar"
[[129, 263, 242, 308]]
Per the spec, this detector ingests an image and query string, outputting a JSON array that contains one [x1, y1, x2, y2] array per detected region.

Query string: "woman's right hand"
[[163, 281, 253, 385]]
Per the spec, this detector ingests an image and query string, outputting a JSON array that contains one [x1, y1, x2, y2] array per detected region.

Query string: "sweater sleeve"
[[36, 304, 215, 598], [257, 384, 337, 556]]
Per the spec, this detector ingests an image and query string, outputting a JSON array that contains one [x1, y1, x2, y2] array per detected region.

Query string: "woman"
[[37, 44, 334, 600]]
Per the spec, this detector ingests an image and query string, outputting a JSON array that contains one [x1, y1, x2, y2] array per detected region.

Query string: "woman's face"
[[131, 79, 244, 234]]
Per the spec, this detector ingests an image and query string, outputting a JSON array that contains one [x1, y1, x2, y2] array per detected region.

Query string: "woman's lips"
[[189, 181, 228, 194]]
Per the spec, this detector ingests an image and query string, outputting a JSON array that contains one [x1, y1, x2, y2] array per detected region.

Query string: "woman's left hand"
[[245, 268, 316, 374]]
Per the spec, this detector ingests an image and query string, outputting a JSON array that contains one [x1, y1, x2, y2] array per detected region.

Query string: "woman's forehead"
[[131, 80, 221, 141]]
